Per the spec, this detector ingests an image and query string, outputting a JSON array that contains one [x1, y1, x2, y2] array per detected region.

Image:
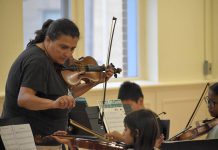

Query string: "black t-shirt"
[[1, 45, 69, 137]]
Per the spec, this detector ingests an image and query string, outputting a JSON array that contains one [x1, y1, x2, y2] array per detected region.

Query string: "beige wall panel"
[[156, 83, 210, 137], [144, 101, 152, 110], [0, 0, 23, 92], [72, 0, 85, 58], [158, 0, 205, 81], [212, 0, 218, 78], [162, 97, 209, 138], [142, 88, 157, 111], [0, 96, 4, 116], [162, 98, 197, 137]]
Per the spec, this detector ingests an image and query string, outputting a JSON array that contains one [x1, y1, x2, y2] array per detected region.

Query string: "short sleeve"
[[207, 125, 218, 139], [21, 57, 48, 94]]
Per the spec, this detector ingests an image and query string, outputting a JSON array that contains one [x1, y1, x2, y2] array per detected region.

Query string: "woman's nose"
[[64, 50, 73, 58]]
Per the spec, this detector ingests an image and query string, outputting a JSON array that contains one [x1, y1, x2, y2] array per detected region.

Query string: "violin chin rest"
[[61, 70, 82, 86]]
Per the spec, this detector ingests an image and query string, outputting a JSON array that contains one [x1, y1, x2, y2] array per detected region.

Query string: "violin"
[[61, 56, 122, 85], [68, 119, 130, 149], [35, 134, 127, 150], [168, 83, 212, 141], [34, 119, 129, 150], [169, 118, 218, 141], [55, 135, 127, 150]]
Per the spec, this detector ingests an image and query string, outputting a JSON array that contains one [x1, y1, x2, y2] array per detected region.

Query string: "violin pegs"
[[116, 68, 122, 73], [78, 56, 84, 60], [114, 73, 118, 78], [110, 63, 115, 68]]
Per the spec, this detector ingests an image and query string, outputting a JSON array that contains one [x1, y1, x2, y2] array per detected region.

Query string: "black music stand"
[[68, 97, 93, 135], [85, 104, 132, 134], [160, 120, 170, 140], [68, 97, 133, 135], [85, 106, 107, 134]]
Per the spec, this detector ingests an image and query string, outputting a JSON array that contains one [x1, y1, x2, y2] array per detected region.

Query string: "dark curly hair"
[[27, 18, 80, 47], [209, 83, 218, 95]]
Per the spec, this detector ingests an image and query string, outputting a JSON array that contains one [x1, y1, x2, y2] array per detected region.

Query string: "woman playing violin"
[[52, 109, 160, 150], [206, 82, 218, 139], [1, 18, 114, 149]]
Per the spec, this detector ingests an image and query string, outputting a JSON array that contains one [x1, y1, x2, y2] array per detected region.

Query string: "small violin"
[[54, 135, 127, 150], [35, 133, 128, 150], [35, 135, 126, 150], [169, 118, 218, 141], [61, 56, 122, 85]]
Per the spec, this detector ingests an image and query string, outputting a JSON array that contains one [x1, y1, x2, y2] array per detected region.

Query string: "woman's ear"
[[45, 36, 51, 42]]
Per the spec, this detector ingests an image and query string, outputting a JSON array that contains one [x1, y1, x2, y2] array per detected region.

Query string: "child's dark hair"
[[209, 83, 218, 95], [27, 18, 80, 47], [124, 109, 159, 150], [118, 81, 144, 103]]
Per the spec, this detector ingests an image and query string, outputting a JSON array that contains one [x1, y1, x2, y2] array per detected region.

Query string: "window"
[[23, 0, 71, 47], [23, 0, 138, 78], [84, 0, 138, 77]]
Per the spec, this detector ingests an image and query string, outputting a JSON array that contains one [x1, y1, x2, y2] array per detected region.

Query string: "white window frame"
[[72, 0, 146, 81]]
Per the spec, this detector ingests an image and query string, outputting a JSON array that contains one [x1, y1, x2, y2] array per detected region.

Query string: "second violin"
[[169, 118, 218, 141]]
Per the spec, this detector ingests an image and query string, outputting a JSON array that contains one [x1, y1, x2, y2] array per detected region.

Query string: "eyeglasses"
[[204, 96, 218, 107]]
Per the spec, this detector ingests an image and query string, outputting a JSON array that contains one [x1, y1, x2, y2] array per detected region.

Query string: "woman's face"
[[122, 126, 134, 145], [45, 35, 79, 64]]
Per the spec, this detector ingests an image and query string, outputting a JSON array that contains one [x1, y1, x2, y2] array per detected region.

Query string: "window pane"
[[23, 0, 70, 47], [127, 0, 138, 77], [85, 0, 138, 77]]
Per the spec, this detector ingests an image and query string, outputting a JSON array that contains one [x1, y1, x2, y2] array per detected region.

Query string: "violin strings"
[[67, 64, 119, 73]]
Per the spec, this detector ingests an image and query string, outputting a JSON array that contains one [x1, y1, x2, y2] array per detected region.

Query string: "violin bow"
[[99, 17, 117, 125], [69, 119, 110, 142], [185, 82, 210, 128]]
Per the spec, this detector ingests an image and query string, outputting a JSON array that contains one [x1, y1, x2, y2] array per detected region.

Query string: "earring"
[[135, 129, 139, 137]]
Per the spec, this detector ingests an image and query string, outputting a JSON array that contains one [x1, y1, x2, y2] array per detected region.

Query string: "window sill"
[[91, 79, 217, 91]]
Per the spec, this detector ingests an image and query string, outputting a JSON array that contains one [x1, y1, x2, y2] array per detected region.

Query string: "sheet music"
[[98, 99, 126, 133], [0, 124, 36, 150]]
